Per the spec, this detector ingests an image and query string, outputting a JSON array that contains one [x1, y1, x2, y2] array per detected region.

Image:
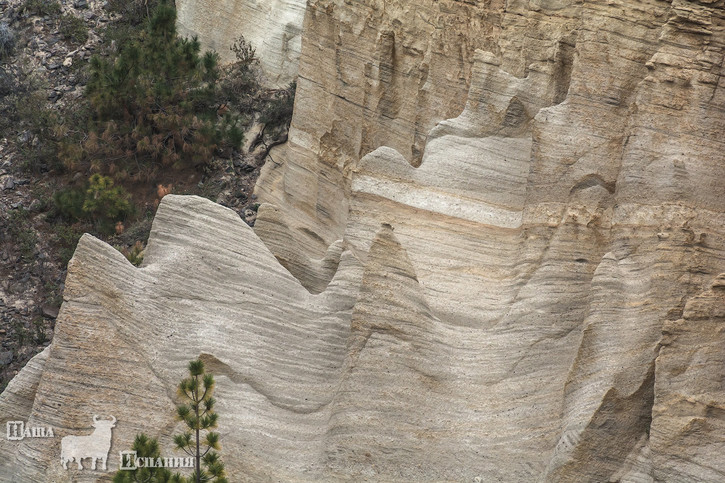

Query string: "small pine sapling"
[[174, 359, 227, 483], [113, 434, 173, 483]]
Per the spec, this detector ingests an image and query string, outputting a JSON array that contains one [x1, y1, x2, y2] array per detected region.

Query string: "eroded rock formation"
[[176, 0, 306, 86], [255, 0, 725, 479], [1, 0, 724, 481]]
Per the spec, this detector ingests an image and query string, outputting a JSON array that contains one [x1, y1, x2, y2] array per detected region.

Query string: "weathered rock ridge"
[[254, 0, 725, 480], [2, 0, 725, 481]]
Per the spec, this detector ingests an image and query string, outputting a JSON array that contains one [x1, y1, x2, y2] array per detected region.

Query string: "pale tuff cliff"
[[2, 0, 725, 482], [176, 0, 306, 86]]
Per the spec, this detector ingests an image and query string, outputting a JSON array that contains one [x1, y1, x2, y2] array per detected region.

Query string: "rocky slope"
[[0, 0, 276, 392], [0, 0, 114, 393], [1, 0, 724, 481]]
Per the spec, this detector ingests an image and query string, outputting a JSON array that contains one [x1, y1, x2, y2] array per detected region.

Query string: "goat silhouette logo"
[[60, 415, 116, 471]]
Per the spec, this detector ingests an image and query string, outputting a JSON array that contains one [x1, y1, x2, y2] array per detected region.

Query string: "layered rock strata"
[[1, 195, 364, 481], [1, 0, 724, 481], [176, 0, 306, 86], [252, 0, 725, 480], [0, 192, 723, 481]]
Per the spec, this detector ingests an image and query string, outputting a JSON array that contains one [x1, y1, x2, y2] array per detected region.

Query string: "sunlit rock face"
[[176, 0, 306, 87], [252, 0, 725, 480], [1, 0, 725, 481], [1, 196, 364, 481]]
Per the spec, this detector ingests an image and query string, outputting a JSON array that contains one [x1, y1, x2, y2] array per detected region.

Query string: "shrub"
[[32, 317, 47, 345], [59, 14, 88, 44], [52, 175, 133, 234], [43, 279, 64, 309], [23, 0, 61, 16], [82, 174, 133, 228], [259, 81, 296, 132], [0, 23, 15, 60], [117, 240, 145, 266], [103, 0, 160, 52], [52, 186, 86, 221], [0, 66, 14, 97], [230, 35, 257, 70], [217, 114, 244, 152], [11, 319, 28, 348], [76, 0, 240, 176], [220, 35, 261, 111]]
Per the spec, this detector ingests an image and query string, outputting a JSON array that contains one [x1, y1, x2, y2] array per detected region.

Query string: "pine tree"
[[73, 0, 239, 178], [174, 359, 227, 483], [113, 360, 227, 483], [113, 434, 173, 483]]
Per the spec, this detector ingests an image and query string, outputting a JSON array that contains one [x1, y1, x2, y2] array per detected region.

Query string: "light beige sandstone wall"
[[253, 0, 725, 479], [652, 274, 725, 482], [0, 192, 723, 481], [1, 0, 724, 481], [254, 0, 586, 261], [175, 0, 306, 87], [0, 196, 365, 482]]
